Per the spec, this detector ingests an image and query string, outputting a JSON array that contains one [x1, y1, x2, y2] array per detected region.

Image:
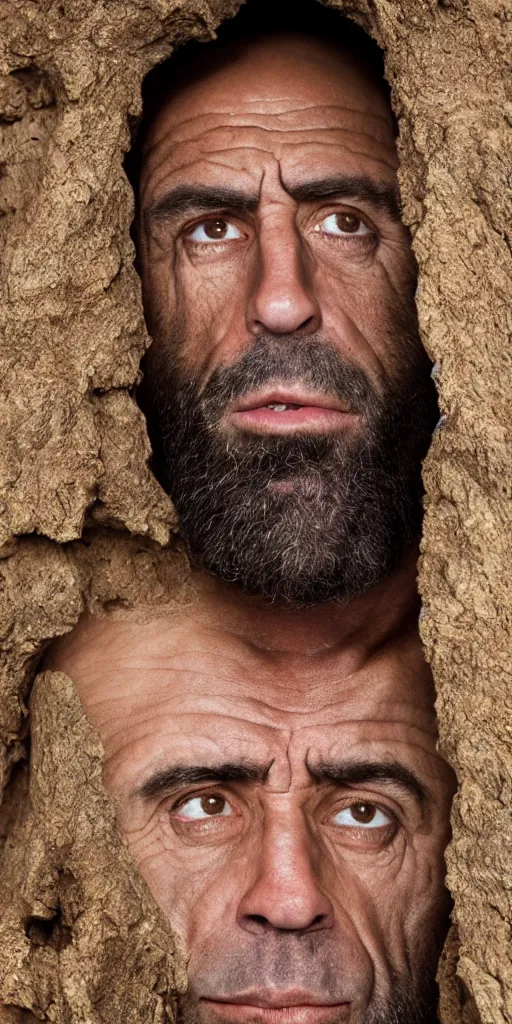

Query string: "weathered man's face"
[[136, 33, 437, 604], [50, 607, 454, 1024], [139, 34, 406, 377]]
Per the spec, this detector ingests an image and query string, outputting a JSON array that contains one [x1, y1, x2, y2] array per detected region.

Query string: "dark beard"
[[362, 986, 439, 1024], [140, 324, 437, 605]]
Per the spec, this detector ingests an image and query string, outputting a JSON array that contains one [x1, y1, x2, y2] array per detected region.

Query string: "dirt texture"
[[0, 0, 510, 1021]]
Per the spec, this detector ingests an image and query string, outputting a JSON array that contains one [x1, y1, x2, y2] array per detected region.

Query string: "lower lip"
[[202, 1002, 350, 1024], [229, 407, 355, 435]]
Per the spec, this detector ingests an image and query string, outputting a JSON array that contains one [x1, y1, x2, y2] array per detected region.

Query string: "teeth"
[[266, 403, 301, 412]]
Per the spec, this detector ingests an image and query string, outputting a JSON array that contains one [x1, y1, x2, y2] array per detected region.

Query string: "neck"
[[191, 545, 421, 660]]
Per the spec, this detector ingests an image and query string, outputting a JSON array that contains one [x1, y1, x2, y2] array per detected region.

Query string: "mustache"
[[184, 935, 440, 1024], [139, 314, 436, 604], [188, 936, 355, 1005], [186, 334, 380, 420]]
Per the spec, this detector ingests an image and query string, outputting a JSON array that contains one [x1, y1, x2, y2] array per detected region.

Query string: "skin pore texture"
[[48, 564, 456, 1024], [136, 30, 438, 604]]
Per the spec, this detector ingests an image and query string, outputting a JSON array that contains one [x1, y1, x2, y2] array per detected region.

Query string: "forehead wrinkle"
[[143, 144, 398, 214], [77, 666, 259, 723], [142, 107, 396, 186], [109, 719, 294, 794], [140, 147, 266, 200], [154, 116, 393, 149], [285, 715, 438, 750], [196, 142, 399, 177], [109, 705, 295, 743], [145, 123, 395, 178], [147, 149, 280, 194], [148, 101, 392, 146]]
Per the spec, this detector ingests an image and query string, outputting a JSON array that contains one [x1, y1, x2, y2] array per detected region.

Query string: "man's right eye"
[[187, 218, 243, 243], [174, 793, 234, 820]]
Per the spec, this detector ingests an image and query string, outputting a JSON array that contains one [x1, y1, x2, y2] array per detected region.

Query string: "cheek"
[[124, 817, 246, 942], [171, 252, 253, 374], [141, 247, 178, 335], [398, 834, 451, 956], [359, 838, 447, 982], [318, 250, 416, 361], [324, 832, 446, 989], [178, 249, 247, 316]]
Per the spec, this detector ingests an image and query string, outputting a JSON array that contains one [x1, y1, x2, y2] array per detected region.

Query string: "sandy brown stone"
[[0, 0, 510, 1021], [0, 670, 186, 1022]]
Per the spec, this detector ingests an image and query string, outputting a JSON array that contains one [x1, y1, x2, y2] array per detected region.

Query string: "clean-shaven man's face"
[[49, 605, 454, 1024], [136, 31, 438, 604]]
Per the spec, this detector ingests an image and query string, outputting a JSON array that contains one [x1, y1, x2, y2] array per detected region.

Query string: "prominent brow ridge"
[[308, 759, 428, 804], [136, 757, 427, 804], [145, 174, 401, 225], [145, 185, 260, 224], [136, 761, 273, 802], [287, 176, 401, 219]]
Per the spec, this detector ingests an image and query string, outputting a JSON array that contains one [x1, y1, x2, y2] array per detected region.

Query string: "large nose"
[[247, 216, 321, 336], [237, 805, 334, 934]]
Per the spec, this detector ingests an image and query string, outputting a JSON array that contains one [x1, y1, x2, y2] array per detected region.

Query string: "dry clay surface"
[[0, 0, 511, 1021]]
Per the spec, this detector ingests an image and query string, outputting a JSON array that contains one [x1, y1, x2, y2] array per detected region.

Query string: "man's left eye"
[[176, 794, 234, 820], [188, 218, 243, 243], [333, 802, 392, 829], [316, 212, 371, 237]]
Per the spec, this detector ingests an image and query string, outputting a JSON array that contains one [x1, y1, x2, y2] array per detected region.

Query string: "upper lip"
[[204, 993, 345, 1008], [232, 389, 351, 414]]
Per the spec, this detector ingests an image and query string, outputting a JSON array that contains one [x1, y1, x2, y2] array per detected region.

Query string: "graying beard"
[[142, 331, 436, 604]]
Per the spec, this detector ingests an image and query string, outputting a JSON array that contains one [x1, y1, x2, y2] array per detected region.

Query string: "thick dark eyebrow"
[[309, 760, 428, 804], [144, 185, 260, 226], [135, 760, 272, 802], [144, 175, 401, 227], [286, 175, 401, 220]]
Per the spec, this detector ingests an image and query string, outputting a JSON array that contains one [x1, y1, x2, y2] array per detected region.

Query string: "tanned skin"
[[48, 29, 452, 1024], [138, 33, 406, 384], [48, 564, 455, 1024], [136, 32, 436, 604]]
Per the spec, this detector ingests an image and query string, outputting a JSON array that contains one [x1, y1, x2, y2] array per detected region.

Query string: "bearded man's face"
[[140, 325, 436, 604], [136, 32, 437, 603]]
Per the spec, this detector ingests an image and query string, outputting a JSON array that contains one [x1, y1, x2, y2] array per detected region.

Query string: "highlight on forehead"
[[143, 37, 391, 151], [125, 1, 394, 195]]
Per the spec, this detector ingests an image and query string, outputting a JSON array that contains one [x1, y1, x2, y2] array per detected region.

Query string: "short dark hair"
[[125, 0, 391, 199]]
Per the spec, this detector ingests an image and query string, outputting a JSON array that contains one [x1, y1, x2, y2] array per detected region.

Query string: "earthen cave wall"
[[0, 1, 510, 1021]]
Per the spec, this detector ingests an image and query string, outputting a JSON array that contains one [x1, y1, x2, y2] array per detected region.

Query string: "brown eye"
[[175, 793, 233, 820], [333, 803, 391, 829], [200, 794, 226, 815], [188, 218, 243, 243], [350, 802, 377, 824], [204, 218, 228, 239], [317, 212, 371, 238], [336, 212, 361, 233]]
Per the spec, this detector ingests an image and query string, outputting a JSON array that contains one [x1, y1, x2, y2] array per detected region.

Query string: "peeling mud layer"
[[0, 1, 510, 1022]]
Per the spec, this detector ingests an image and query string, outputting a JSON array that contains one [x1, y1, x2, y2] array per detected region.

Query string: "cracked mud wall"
[[0, 1, 510, 1021]]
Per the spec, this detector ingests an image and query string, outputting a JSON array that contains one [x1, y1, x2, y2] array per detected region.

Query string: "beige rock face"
[[0, 0, 510, 1021]]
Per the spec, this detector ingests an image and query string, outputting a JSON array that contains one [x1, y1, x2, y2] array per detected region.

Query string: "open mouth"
[[264, 402, 303, 412], [226, 389, 356, 435]]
